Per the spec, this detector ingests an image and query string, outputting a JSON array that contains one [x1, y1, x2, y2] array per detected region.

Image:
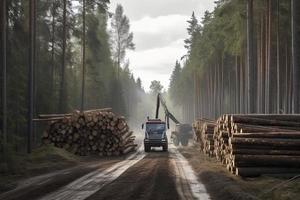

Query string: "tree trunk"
[[292, 0, 300, 113], [267, 0, 278, 114], [28, 0, 36, 153], [51, 0, 56, 112], [59, 0, 67, 113], [81, 0, 86, 111], [247, 0, 255, 113], [276, 0, 280, 113], [1, 0, 7, 143], [235, 55, 240, 113], [265, 0, 270, 113]]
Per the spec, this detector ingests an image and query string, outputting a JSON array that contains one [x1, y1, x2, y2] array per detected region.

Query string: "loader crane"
[[141, 93, 192, 152]]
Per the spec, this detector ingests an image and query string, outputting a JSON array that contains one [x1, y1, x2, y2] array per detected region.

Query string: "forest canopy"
[[0, 0, 148, 154], [169, 0, 300, 123]]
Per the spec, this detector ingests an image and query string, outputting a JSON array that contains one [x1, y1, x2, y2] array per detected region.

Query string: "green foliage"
[[0, 1, 144, 156], [150, 80, 164, 95], [110, 4, 135, 68], [168, 0, 246, 120]]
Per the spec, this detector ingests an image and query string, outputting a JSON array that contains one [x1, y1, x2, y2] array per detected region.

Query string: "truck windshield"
[[146, 124, 165, 133]]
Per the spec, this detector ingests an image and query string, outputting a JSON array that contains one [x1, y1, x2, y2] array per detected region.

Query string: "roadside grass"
[[0, 144, 80, 193], [241, 175, 300, 200], [179, 146, 300, 200]]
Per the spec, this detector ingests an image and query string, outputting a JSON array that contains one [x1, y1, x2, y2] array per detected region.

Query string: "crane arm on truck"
[[154, 93, 192, 146], [155, 93, 180, 125]]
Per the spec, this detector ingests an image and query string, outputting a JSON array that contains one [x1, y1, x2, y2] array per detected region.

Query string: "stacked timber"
[[193, 119, 216, 157], [39, 108, 137, 156], [213, 115, 230, 163], [213, 114, 300, 177]]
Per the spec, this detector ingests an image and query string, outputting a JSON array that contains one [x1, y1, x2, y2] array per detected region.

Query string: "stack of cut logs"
[[193, 119, 216, 157], [38, 108, 137, 156], [214, 114, 300, 177], [195, 114, 300, 177]]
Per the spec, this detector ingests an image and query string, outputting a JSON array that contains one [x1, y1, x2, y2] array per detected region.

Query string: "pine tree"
[[110, 4, 135, 78], [184, 12, 200, 54]]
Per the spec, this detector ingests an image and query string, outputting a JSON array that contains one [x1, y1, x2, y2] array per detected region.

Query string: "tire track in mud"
[[35, 144, 211, 200], [170, 146, 211, 200], [38, 147, 145, 200], [87, 151, 180, 200]]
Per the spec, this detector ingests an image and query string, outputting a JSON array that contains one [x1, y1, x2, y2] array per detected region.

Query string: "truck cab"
[[142, 119, 168, 152]]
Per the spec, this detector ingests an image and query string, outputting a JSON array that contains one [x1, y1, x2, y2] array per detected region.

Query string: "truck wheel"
[[180, 137, 188, 146], [144, 145, 151, 152], [163, 144, 168, 152], [173, 136, 179, 146]]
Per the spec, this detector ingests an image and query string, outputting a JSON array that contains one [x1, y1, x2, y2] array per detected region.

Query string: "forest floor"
[[0, 145, 122, 194], [179, 145, 300, 200]]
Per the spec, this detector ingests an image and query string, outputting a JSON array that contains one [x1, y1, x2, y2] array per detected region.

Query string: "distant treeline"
[[169, 0, 300, 122], [0, 0, 145, 154]]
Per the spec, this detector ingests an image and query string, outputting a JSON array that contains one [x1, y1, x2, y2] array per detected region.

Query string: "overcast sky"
[[109, 0, 215, 91]]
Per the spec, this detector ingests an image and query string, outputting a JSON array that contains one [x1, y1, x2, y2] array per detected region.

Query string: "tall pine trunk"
[[268, 0, 278, 113], [1, 0, 7, 144], [81, 0, 86, 111], [28, 0, 36, 153], [292, 0, 300, 113], [51, 0, 56, 113], [247, 0, 255, 113], [276, 0, 280, 113], [59, 0, 67, 113]]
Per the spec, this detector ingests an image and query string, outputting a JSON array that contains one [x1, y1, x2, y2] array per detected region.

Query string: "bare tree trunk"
[[276, 0, 280, 113], [51, 0, 56, 112], [240, 53, 244, 114], [221, 53, 224, 114], [214, 63, 217, 118], [261, 13, 266, 113], [28, 0, 36, 153], [193, 72, 198, 119], [235, 55, 240, 113], [265, 0, 270, 114], [257, 16, 262, 113], [1, 0, 7, 144], [268, 0, 278, 114], [247, 0, 255, 113], [59, 0, 67, 113], [292, 0, 300, 113], [81, 0, 86, 111]]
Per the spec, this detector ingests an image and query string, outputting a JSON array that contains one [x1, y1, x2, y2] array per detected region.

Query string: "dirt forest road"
[[0, 145, 211, 200]]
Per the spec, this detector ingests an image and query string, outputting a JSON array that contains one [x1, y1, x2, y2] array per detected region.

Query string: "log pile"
[[193, 119, 216, 157], [211, 114, 300, 177], [40, 108, 137, 156]]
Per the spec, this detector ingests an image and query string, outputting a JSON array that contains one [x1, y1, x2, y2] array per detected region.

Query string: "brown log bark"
[[231, 148, 300, 156], [233, 154, 300, 167], [235, 167, 300, 177], [231, 115, 300, 127], [230, 137, 300, 148], [232, 132, 300, 139]]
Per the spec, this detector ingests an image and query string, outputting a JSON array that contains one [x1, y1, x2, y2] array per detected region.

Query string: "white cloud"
[[110, 0, 215, 20], [131, 15, 188, 34], [127, 39, 186, 91], [109, 0, 216, 90], [131, 15, 189, 50]]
